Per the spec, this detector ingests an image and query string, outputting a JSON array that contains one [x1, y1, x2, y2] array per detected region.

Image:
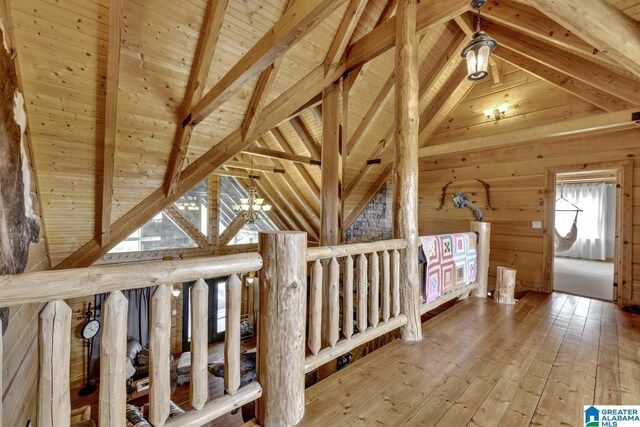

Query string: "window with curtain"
[[555, 183, 616, 261]]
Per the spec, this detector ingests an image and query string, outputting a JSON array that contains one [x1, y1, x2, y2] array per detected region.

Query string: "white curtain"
[[555, 183, 614, 261]]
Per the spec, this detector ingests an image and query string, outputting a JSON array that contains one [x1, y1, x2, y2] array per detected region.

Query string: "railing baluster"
[[309, 260, 323, 355], [381, 250, 390, 322], [100, 291, 128, 427], [392, 249, 400, 317], [38, 300, 71, 427], [329, 257, 340, 347], [343, 255, 354, 340], [357, 253, 368, 333], [369, 252, 380, 328], [150, 285, 172, 426], [191, 279, 209, 409], [225, 274, 242, 395]]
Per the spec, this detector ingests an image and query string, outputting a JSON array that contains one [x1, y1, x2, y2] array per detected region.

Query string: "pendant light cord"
[[475, 6, 482, 33]]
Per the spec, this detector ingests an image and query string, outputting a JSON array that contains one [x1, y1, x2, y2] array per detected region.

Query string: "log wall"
[[419, 128, 640, 303]]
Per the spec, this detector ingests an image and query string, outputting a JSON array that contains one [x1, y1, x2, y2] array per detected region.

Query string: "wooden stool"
[[495, 266, 516, 304]]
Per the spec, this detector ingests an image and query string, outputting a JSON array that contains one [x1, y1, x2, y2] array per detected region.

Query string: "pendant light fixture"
[[232, 155, 272, 224], [460, 0, 497, 81]]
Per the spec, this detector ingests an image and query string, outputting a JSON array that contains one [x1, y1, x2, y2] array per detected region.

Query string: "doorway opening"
[[553, 171, 617, 300], [543, 160, 633, 305]]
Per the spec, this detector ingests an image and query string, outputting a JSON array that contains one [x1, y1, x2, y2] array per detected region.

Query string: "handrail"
[[306, 238, 406, 261], [0, 252, 262, 307]]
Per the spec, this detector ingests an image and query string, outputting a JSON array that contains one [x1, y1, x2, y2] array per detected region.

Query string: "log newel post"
[[256, 231, 307, 426], [470, 221, 491, 298], [394, 0, 422, 341]]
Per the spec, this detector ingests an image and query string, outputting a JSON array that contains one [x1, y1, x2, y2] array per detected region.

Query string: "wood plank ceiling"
[[4, 0, 640, 267]]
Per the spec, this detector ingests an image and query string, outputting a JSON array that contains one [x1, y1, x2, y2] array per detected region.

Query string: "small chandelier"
[[461, 0, 497, 81], [232, 157, 272, 224]]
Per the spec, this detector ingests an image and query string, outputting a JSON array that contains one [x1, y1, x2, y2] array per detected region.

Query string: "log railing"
[[419, 221, 491, 315], [304, 239, 408, 374], [0, 253, 262, 427]]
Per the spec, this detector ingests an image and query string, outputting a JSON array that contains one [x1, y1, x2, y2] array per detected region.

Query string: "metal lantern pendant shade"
[[461, 0, 497, 81], [461, 31, 497, 81]]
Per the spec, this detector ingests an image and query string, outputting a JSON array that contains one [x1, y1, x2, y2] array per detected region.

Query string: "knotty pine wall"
[[3, 158, 51, 426], [419, 128, 640, 303]]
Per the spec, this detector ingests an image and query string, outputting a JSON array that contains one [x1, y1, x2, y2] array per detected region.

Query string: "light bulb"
[[498, 103, 509, 113]]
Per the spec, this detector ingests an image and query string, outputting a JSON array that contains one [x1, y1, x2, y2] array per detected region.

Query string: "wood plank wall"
[[419, 128, 640, 303], [3, 157, 51, 425]]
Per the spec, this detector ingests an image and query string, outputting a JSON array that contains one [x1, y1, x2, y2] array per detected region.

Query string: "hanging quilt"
[[419, 232, 478, 304]]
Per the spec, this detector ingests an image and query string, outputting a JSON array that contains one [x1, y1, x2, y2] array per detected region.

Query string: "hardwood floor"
[[299, 292, 640, 426]]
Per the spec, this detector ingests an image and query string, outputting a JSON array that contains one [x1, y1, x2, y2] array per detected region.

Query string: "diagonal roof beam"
[[164, 0, 229, 196], [241, 0, 296, 141], [522, 0, 640, 78], [55, 0, 470, 269], [482, 20, 640, 106], [186, 0, 349, 127], [218, 214, 248, 246], [163, 204, 210, 249], [482, 0, 611, 62], [289, 117, 321, 159], [418, 62, 474, 145], [346, 71, 394, 157], [99, 0, 122, 246], [495, 47, 634, 112], [265, 128, 321, 198], [324, 0, 369, 74], [456, 12, 633, 112]]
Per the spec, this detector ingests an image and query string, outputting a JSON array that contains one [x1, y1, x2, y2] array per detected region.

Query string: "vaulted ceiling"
[[2, 0, 640, 267]]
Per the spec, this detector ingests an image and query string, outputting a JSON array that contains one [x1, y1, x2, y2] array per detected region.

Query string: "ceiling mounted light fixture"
[[483, 103, 509, 121], [461, 0, 498, 81]]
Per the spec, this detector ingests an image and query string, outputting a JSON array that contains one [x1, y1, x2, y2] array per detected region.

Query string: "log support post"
[[256, 231, 306, 426], [394, 0, 422, 341], [38, 300, 72, 427], [319, 78, 342, 378], [470, 221, 491, 298]]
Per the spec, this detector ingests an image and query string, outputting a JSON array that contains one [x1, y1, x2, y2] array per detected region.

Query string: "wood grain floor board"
[[300, 292, 634, 427]]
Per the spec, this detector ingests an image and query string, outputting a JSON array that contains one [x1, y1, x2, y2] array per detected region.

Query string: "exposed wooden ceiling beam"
[[214, 169, 262, 179], [344, 163, 392, 229], [241, 0, 295, 141], [495, 46, 634, 112], [418, 108, 640, 157], [255, 174, 320, 240], [245, 0, 471, 145], [243, 145, 321, 166], [262, 171, 320, 231], [419, 62, 474, 145], [290, 117, 321, 159], [522, 0, 640, 77], [99, 0, 122, 247], [455, 11, 633, 112], [55, 0, 469, 269], [324, 0, 369, 74], [482, 20, 640, 106], [346, 71, 394, 157], [186, 0, 347, 127], [346, 0, 397, 91], [223, 161, 285, 174], [482, 0, 611, 62], [218, 215, 248, 246], [163, 204, 210, 249], [267, 128, 321, 195], [164, 0, 229, 196]]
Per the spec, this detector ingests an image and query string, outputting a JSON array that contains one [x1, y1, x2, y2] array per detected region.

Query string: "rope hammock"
[[554, 186, 583, 252]]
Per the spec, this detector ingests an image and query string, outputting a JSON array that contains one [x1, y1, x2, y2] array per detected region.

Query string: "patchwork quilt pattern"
[[419, 232, 478, 303]]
